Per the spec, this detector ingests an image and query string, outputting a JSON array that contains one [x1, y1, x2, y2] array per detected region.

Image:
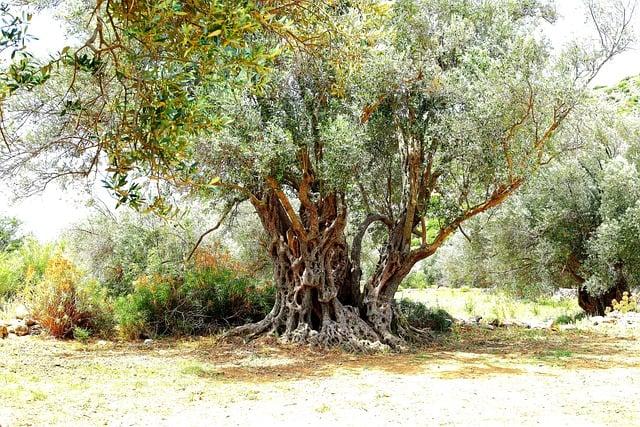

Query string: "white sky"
[[1, 0, 639, 241]]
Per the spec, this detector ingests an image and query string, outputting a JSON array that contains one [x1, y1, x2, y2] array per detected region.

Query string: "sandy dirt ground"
[[1, 326, 639, 427]]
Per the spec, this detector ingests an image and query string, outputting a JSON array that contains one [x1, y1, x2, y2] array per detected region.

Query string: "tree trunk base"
[[578, 282, 629, 316], [228, 296, 427, 352], [225, 300, 441, 352]]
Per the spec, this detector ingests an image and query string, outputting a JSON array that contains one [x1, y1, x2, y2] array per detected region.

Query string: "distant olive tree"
[[439, 77, 640, 314], [0, 215, 24, 252]]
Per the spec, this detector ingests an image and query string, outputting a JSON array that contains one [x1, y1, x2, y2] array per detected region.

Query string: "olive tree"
[[438, 77, 640, 315], [1, 0, 635, 349], [0, 215, 23, 252]]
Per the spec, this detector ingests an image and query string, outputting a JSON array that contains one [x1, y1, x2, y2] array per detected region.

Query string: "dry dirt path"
[[1, 326, 639, 426]]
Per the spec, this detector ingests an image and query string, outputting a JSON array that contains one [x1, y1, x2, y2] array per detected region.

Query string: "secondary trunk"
[[360, 211, 433, 346]]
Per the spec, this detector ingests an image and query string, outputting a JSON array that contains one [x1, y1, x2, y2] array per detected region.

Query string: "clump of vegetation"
[[73, 326, 91, 344], [552, 312, 586, 326], [0, 239, 54, 300], [113, 247, 274, 340], [553, 314, 573, 325], [401, 272, 429, 290], [396, 299, 454, 333], [26, 256, 113, 338], [0, 216, 24, 252], [606, 292, 639, 314]]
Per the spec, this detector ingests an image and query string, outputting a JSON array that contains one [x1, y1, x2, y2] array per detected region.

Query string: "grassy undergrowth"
[[398, 287, 581, 325]]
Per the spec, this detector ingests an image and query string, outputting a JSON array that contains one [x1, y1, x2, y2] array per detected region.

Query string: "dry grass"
[[2, 324, 640, 426], [2, 286, 639, 426]]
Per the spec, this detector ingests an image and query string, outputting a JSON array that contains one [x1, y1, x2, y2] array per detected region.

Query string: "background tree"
[[0, 0, 635, 349], [437, 76, 640, 315], [0, 215, 23, 252]]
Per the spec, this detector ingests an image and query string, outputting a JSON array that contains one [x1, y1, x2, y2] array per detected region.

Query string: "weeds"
[[464, 297, 476, 316]]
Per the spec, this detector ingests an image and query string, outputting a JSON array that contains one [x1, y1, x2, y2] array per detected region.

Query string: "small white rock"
[[14, 304, 29, 320]]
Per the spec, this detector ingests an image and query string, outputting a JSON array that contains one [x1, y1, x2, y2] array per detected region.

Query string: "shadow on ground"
[[10, 325, 637, 384]]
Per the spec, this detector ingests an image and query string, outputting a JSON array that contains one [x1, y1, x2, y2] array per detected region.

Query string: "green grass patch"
[[537, 349, 573, 359], [398, 287, 581, 325], [180, 362, 224, 379]]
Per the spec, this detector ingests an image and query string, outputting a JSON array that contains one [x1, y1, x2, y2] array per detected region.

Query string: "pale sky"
[[1, 0, 639, 241]]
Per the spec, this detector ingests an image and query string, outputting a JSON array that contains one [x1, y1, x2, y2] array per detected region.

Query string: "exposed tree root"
[[225, 298, 441, 353]]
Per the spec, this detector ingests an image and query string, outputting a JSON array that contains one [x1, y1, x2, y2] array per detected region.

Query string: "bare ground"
[[1, 325, 640, 426]]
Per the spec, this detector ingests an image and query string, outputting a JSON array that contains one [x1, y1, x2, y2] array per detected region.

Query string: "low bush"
[[113, 264, 275, 339], [0, 240, 54, 300], [396, 299, 454, 333], [114, 275, 180, 339], [183, 266, 274, 327], [553, 311, 587, 326], [553, 314, 574, 325], [401, 272, 428, 290], [26, 256, 113, 338], [73, 326, 91, 344]]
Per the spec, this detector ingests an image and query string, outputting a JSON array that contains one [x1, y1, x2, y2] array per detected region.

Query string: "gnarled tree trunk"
[[229, 189, 384, 351]]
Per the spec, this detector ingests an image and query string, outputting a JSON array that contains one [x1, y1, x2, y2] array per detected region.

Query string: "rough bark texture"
[[228, 182, 389, 351]]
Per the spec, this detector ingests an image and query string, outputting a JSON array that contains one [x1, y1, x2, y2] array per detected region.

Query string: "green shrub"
[[114, 294, 148, 340], [113, 267, 275, 339], [0, 240, 54, 299], [0, 216, 24, 252], [553, 312, 586, 326], [553, 314, 574, 325], [396, 299, 454, 333], [114, 275, 179, 339], [80, 279, 115, 337], [401, 271, 428, 289], [182, 267, 274, 326], [73, 326, 91, 344]]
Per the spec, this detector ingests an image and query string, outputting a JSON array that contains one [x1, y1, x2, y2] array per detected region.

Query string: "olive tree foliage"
[[65, 209, 200, 295], [438, 77, 640, 314], [0, 215, 24, 252], [0, 0, 319, 199], [0, 0, 635, 349]]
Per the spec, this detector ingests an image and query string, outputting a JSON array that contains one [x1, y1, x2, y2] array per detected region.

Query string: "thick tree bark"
[[228, 189, 387, 351]]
